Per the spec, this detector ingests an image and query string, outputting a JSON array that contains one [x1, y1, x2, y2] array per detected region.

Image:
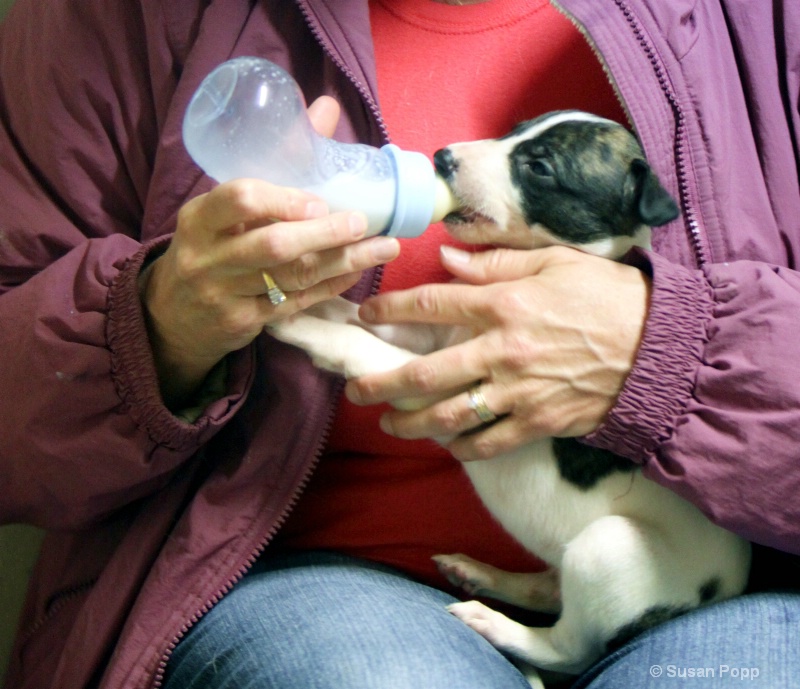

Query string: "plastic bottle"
[[182, 56, 458, 238]]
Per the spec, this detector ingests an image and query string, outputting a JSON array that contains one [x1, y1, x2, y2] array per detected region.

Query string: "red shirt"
[[278, 0, 627, 589]]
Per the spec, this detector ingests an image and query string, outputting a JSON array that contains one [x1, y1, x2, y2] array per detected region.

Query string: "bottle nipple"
[[431, 174, 459, 223]]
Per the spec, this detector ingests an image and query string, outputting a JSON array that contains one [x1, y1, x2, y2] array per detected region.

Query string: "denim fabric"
[[163, 551, 799, 689], [575, 591, 799, 688], [162, 551, 532, 689]]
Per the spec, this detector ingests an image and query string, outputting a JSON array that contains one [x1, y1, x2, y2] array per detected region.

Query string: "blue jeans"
[[163, 551, 799, 689]]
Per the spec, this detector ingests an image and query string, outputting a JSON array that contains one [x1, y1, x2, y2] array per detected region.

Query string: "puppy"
[[268, 111, 751, 688]]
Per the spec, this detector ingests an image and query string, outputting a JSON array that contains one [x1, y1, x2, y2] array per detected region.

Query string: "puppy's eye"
[[528, 159, 554, 177]]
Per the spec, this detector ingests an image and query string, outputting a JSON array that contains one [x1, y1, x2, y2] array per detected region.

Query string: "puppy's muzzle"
[[434, 147, 458, 180]]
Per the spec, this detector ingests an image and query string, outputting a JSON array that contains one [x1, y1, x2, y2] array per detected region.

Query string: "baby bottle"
[[182, 56, 457, 238]]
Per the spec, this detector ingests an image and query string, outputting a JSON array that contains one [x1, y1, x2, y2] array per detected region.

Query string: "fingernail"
[[441, 245, 472, 264], [344, 381, 362, 405], [371, 237, 400, 262], [379, 415, 394, 435], [305, 200, 328, 218], [349, 212, 368, 238]]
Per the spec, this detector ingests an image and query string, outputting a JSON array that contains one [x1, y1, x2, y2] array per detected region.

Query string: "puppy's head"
[[433, 111, 679, 259]]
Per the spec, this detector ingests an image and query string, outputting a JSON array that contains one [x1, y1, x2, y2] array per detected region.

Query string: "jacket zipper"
[[151, 383, 346, 688], [150, 5, 387, 687], [18, 579, 98, 649], [294, 1, 391, 145], [551, 0, 710, 267]]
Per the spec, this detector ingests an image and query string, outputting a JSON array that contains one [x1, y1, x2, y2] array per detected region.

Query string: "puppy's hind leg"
[[448, 516, 687, 677], [433, 554, 561, 614]]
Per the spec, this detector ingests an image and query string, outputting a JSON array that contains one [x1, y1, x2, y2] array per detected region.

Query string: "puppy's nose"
[[433, 148, 458, 180]]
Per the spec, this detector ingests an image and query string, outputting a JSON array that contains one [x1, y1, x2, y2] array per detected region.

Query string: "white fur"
[[267, 112, 750, 687]]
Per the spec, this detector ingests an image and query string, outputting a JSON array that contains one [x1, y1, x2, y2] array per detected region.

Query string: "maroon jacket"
[[0, 1, 798, 687]]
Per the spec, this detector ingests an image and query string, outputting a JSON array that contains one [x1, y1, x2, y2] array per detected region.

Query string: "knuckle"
[[287, 289, 314, 312], [216, 307, 260, 342], [194, 281, 225, 312], [216, 179, 260, 215], [498, 331, 537, 371], [172, 248, 205, 285], [176, 199, 200, 231], [355, 377, 382, 403], [231, 178, 269, 209], [293, 252, 322, 289], [405, 360, 439, 394], [491, 289, 530, 322], [319, 213, 350, 246], [485, 249, 514, 276], [432, 403, 463, 435], [413, 285, 441, 316], [281, 190, 305, 217], [470, 434, 501, 461], [260, 230, 292, 264]]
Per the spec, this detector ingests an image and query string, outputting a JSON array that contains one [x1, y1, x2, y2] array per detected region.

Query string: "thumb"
[[440, 244, 581, 284], [307, 95, 341, 139]]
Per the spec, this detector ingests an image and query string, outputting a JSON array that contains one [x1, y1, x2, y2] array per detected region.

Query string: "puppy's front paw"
[[433, 553, 497, 597]]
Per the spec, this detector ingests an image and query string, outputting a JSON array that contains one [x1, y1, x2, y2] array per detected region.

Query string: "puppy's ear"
[[628, 159, 680, 227]]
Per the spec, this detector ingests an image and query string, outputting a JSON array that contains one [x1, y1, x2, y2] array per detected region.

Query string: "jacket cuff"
[[106, 237, 254, 450], [582, 249, 714, 462]]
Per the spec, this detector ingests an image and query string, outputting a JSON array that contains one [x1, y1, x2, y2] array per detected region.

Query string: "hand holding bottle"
[[140, 96, 401, 409]]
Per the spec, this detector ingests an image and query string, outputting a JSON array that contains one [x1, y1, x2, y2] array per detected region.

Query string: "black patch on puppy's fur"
[[605, 577, 723, 653], [552, 438, 636, 490], [606, 604, 688, 652], [699, 578, 721, 604], [509, 117, 679, 245]]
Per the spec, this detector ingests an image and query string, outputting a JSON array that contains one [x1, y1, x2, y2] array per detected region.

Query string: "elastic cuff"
[[582, 249, 714, 462], [106, 238, 253, 449]]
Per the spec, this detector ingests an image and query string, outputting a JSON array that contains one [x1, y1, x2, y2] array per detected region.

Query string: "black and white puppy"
[[268, 111, 751, 688]]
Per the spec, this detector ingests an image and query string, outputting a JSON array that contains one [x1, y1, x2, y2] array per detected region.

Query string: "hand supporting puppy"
[[140, 96, 400, 408], [345, 245, 650, 461]]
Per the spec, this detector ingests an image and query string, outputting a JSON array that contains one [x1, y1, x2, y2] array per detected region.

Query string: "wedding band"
[[467, 385, 497, 424], [261, 270, 287, 306]]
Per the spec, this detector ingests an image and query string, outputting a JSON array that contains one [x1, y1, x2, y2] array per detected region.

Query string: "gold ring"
[[261, 270, 287, 306], [467, 385, 497, 424]]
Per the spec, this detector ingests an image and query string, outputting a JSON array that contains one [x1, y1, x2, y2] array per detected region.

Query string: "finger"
[[377, 384, 506, 441], [440, 244, 585, 285], [270, 235, 400, 293], [358, 281, 497, 328], [346, 338, 489, 406], [182, 179, 330, 237], [215, 209, 369, 273], [307, 95, 341, 138], [445, 414, 530, 462], [258, 271, 363, 323], [239, 235, 400, 296]]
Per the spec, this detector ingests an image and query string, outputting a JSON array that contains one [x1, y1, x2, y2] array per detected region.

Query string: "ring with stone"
[[261, 270, 287, 306]]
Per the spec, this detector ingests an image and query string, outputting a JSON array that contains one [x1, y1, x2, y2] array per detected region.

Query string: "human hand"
[[141, 96, 400, 407], [345, 245, 650, 461]]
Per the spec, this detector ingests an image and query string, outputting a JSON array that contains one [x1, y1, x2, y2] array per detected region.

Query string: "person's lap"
[[163, 551, 799, 689], [162, 551, 532, 689]]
